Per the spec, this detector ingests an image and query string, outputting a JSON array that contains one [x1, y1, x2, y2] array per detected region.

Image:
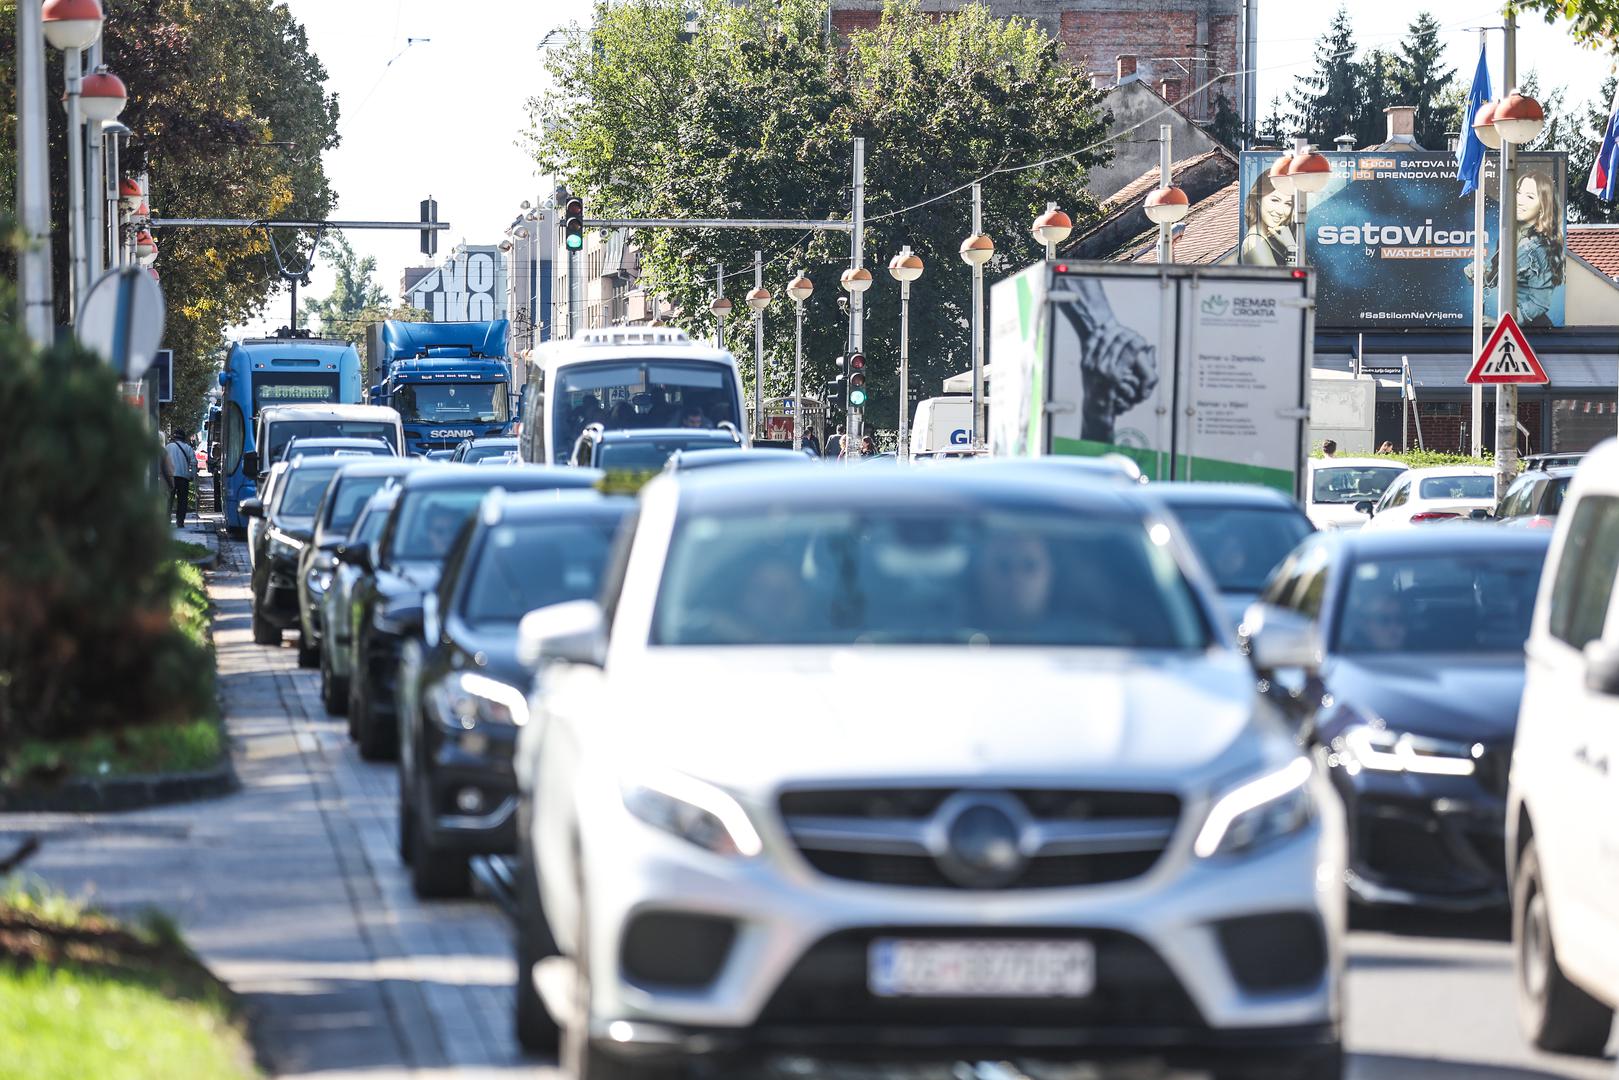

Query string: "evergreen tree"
[[1563, 73, 1619, 224], [1395, 13, 1457, 150], [1209, 93, 1248, 152], [1257, 99, 1289, 147], [1285, 6, 1360, 143], [1355, 49, 1397, 148]]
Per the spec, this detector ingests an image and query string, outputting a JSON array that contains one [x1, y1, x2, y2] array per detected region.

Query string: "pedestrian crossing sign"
[[1466, 313, 1548, 385]]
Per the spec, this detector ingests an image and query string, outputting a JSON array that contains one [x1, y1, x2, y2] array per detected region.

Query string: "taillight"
[[1410, 512, 1461, 524], [1528, 516, 1555, 528]]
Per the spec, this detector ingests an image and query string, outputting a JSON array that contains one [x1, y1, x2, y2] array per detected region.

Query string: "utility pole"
[[753, 249, 764, 438], [64, 44, 87, 317], [968, 183, 988, 449], [849, 137, 865, 448], [714, 263, 725, 348], [85, 39, 105, 283], [1496, 10, 1519, 495], [1471, 27, 1489, 460], [16, 0, 55, 344]]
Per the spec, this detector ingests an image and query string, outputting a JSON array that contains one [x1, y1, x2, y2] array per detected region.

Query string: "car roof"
[[1309, 457, 1403, 470], [1402, 465, 1495, 476], [259, 404, 398, 423], [394, 463, 600, 493], [465, 435, 517, 445], [288, 436, 393, 448], [1144, 483, 1305, 510], [479, 490, 631, 528], [331, 459, 427, 481], [666, 447, 812, 470], [595, 427, 740, 443], [1517, 465, 1580, 480], [1325, 523, 1552, 559]]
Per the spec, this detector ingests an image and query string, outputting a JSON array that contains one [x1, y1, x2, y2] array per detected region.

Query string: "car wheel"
[[396, 773, 414, 864], [297, 629, 319, 668], [251, 607, 281, 646], [320, 646, 347, 717], [514, 846, 561, 1055], [407, 793, 470, 899], [564, 889, 683, 1080], [1213, 1043, 1342, 1080], [1515, 839, 1614, 1055], [348, 661, 371, 747], [353, 660, 394, 761]]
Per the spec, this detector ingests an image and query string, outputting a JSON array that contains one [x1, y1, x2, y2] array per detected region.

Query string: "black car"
[[296, 459, 425, 669], [570, 424, 743, 471], [342, 465, 601, 760], [320, 488, 399, 717], [242, 456, 346, 647], [450, 436, 519, 464], [1250, 526, 1552, 910], [397, 492, 631, 899], [1493, 465, 1576, 527], [1146, 483, 1315, 629]]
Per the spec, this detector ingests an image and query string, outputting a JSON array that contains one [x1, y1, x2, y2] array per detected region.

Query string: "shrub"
[[1311, 448, 1491, 470], [0, 323, 212, 758]]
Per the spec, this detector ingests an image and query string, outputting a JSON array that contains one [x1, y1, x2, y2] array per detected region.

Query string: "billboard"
[[407, 246, 508, 322], [1238, 151, 1566, 329]]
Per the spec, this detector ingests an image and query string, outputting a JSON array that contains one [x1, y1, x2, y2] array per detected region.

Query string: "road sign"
[[1466, 313, 1548, 385], [151, 348, 173, 403], [77, 266, 166, 381]]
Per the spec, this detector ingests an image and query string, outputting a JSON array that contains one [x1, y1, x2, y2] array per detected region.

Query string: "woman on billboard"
[[1240, 169, 1297, 266], [1468, 169, 1564, 326]]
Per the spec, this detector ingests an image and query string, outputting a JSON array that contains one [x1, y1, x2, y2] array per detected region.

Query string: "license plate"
[[868, 938, 1096, 998]]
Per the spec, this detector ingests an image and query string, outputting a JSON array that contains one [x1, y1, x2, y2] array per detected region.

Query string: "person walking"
[[825, 426, 846, 458], [162, 428, 198, 529], [1320, 440, 1338, 459]]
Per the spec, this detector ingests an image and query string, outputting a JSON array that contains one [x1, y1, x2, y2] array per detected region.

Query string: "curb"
[[0, 759, 238, 814]]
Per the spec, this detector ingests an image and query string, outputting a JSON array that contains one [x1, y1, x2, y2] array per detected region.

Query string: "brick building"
[[829, 0, 1249, 124]]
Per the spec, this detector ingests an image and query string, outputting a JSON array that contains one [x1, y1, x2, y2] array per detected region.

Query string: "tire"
[[406, 788, 471, 899], [564, 890, 683, 1080], [514, 846, 561, 1055], [297, 629, 319, 668], [320, 645, 347, 717], [352, 656, 395, 761], [1514, 839, 1615, 1055], [1213, 1043, 1343, 1080], [251, 607, 281, 646]]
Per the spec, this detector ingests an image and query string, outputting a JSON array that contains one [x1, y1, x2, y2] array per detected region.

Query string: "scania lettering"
[[365, 320, 515, 455]]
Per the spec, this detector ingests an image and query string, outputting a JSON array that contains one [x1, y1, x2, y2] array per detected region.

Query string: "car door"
[[1528, 493, 1619, 991], [1368, 476, 1410, 530]]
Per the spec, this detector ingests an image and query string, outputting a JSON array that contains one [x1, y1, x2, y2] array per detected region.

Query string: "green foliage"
[[2, 719, 223, 787], [1395, 13, 1457, 150], [1312, 448, 1486, 469], [1515, 0, 1619, 52], [1286, 6, 1361, 144], [1568, 73, 1619, 224], [1208, 93, 1248, 152], [0, 324, 213, 758], [301, 234, 388, 341], [530, 0, 1109, 426]]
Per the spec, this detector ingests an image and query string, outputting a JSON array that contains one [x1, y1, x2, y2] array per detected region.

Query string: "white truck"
[[989, 262, 1314, 497], [909, 395, 973, 456]]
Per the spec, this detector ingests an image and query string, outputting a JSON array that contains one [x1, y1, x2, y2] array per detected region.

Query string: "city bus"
[[517, 326, 747, 465], [217, 332, 364, 534]]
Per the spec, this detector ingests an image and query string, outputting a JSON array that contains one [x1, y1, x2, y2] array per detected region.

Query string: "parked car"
[[1305, 457, 1407, 531], [512, 465, 1345, 1078], [1359, 466, 1498, 530], [662, 447, 816, 473], [973, 453, 1145, 485], [1509, 438, 1619, 1055], [283, 435, 398, 462], [342, 465, 600, 759], [450, 435, 519, 464], [396, 492, 631, 902], [1494, 466, 1576, 528], [296, 459, 424, 670], [1519, 451, 1586, 471], [244, 459, 288, 570], [1147, 483, 1315, 628], [424, 449, 456, 462], [570, 424, 744, 471], [1252, 526, 1550, 910], [241, 456, 346, 646], [318, 487, 399, 717]]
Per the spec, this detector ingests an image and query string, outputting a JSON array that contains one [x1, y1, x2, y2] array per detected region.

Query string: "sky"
[[232, 0, 1616, 338]]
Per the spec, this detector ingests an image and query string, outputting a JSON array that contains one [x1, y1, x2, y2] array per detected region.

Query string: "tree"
[[1515, 0, 1619, 52], [1395, 13, 1457, 150], [1354, 48, 1397, 147], [1570, 73, 1619, 223], [1285, 6, 1361, 144], [302, 234, 387, 342], [1209, 93, 1247, 152], [529, 0, 1109, 429], [0, 0, 340, 436]]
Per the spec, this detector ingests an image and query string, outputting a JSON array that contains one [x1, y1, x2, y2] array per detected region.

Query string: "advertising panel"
[[408, 245, 508, 322], [1238, 151, 1566, 329]]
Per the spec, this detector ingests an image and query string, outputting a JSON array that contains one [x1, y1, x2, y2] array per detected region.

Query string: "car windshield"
[[1170, 506, 1314, 593], [392, 383, 507, 424], [654, 508, 1210, 648], [323, 476, 391, 533], [267, 421, 397, 464], [390, 488, 497, 562], [551, 359, 739, 461], [274, 465, 342, 519], [462, 440, 517, 463], [1334, 551, 1545, 655], [597, 437, 730, 472], [348, 502, 393, 546], [1312, 466, 1404, 505], [1418, 475, 1496, 500], [461, 519, 622, 625]]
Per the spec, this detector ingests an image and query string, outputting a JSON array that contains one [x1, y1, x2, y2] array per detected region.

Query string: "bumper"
[[1330, 760, 1508, 910], [420, 728, 519, 854], [569, 779, 1346, 1059]]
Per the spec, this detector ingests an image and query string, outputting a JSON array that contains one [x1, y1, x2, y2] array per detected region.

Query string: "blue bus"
[[217, 332, 364, 534]]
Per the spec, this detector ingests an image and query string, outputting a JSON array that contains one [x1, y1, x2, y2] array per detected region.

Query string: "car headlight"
[[1334, 721, 1478, 777], [306, 567, 333, 595], [1194, 757, 1314, 859], [268, 528, 304, 559], [621, 771, 763, 858], [426, 672, 529, 731]]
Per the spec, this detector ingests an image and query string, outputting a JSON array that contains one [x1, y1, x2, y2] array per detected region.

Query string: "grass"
[[0, 879, 258, 1080], [171, 539, 213, 565]]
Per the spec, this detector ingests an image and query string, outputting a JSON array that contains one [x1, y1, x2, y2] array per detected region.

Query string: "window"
[[1312, 465, 1404, 505], [1498, 477, 1535, 519], [1548, 496, 1619, 650], [225, 402, 245, 477], [323, 476, 389, 533], [1170, 506, 1314, 593], [1418, 475, 1496, 500], [460, 519, 623, 625], [1335, 551, 1546, 655], [274, 465, 343, 519]]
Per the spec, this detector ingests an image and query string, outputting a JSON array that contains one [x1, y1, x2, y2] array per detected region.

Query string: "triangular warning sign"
[[1467, 313, 1548, 385]]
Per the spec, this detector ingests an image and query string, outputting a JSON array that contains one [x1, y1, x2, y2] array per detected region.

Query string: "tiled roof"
[[1569, 225, 1619, 279], [1115, 181, 1241, 265], [1099, 148, 1236, 214]]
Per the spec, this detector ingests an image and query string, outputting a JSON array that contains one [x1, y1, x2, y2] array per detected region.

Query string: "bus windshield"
[[551, 359, 739, 461], [393, 383, 507, 425]]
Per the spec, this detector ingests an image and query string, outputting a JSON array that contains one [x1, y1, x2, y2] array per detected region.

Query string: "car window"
[[1418, 475, 1495, 500], [1335, 550, 1546, 654], [1498, 477, 1534, 518], [275, 465, 342, 518], [390, 489, 496, 562], [1312, 466, 1405, 505], [1542, 476, 1570, 516], [1377, 479, 1406, 511], [1548, 495, 1619, 651], [460, 519, 623, 625], [1170, 506, 1313, 593], [323, 476, 390, 533]]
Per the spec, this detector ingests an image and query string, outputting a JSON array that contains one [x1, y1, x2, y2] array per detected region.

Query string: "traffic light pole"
[[848, 137, 866, 452]]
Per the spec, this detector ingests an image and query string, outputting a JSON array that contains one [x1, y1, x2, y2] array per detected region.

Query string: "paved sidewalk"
[[5, 536, 545, 1078]]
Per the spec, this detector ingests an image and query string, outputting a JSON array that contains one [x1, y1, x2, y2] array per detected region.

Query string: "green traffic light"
[[566, 233, 583, 251], [849, 389, 867, 406]]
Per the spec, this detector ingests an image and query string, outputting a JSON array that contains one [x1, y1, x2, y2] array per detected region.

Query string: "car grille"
[[780, 787, 1181, 890]]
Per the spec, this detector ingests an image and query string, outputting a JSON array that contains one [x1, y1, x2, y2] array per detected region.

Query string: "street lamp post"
[[745, 252, 771, 442], [44, 0, 106, 319], [887, 246, 923, 461], [1031, 202, 1072, 262], [786, 271, 814, 451], [1282, 138, 1331, 266], [16, 0, 55, 342], [80, 64, 126, 281], [1471, 95, 1501, 460], [709, 292, 732, 353], [960, 186, 993, 449], [1145, 124, 1189, 263]]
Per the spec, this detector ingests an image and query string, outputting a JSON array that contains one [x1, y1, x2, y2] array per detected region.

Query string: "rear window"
[[275, 465, 341, 518], [390, 489, 491, 562], [1313, 466, 1404, 505], [1419, 475, 1495, 500], [323, 476, 390, 533], [1170, 505, 1314, 593], [460, 519, 622, 624]]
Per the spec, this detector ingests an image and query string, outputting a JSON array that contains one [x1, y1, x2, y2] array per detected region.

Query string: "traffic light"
[[419, 198, 438, 257], [563, 198, 584, 251], [846, 352, 867, 409]]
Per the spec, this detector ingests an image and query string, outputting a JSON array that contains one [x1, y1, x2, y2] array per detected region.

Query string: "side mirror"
[[336, 545, 374, 572], [1470, 507, 1494, 520], [243, 451, 260, 478], [374, 601, 423, 638], [1585, 641, 1619, 696], [518, 600, 607, 669], [1354, 500, 1374, 516], [239, 497, 264, 519], [1242, 603, 1322, 675]]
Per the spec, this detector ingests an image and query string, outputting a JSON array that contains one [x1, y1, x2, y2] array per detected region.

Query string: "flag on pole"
[[1457, 44, 1492, 195], [1588, 79, 1619, 202]]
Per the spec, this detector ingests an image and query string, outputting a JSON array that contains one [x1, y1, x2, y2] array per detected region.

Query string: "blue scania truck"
[[364, 320, 515, 455]]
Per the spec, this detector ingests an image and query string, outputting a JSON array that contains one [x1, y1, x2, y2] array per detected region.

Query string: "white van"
[[909, 396, 973, 456], [1507, 437, 1619, 1055], [254, 403, 404, 480]]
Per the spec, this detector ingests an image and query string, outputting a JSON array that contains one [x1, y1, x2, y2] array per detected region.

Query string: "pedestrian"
[[825, 425, 846, 458], [861, 434, 876, 457], [1376, 440, 1395, 454], [163, 427, 198, 529], [1321, 439, 1338, 459]]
